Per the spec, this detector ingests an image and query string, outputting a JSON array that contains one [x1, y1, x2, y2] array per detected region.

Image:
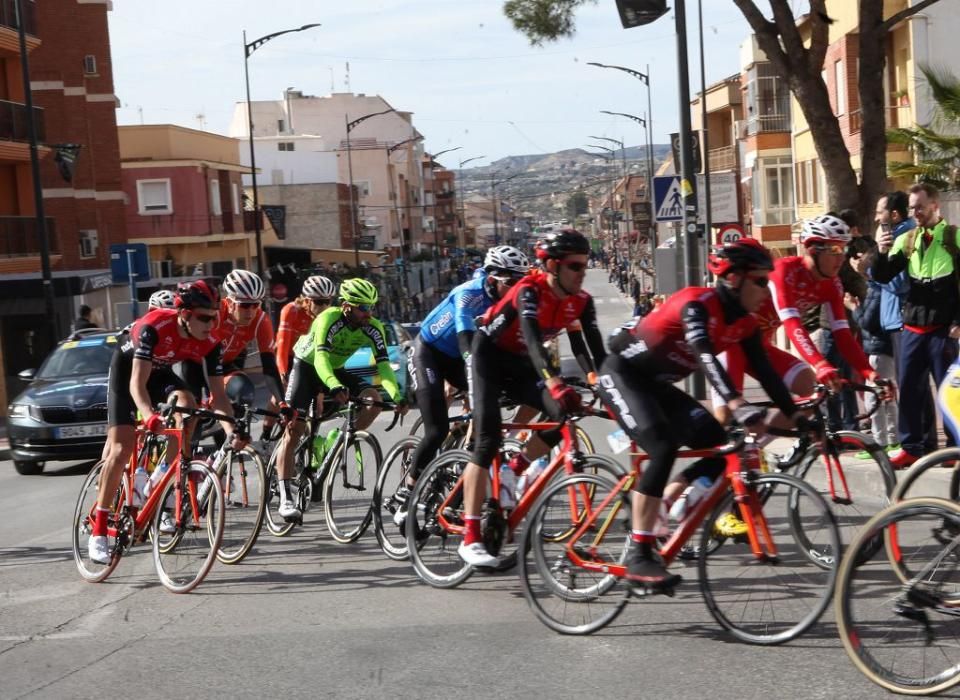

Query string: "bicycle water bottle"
[[515, 456, 548, 501], [312, 434, 327, 467], [133, 466, 149, 507], [669, 476, 713, 522], [324, 428, 341, 454], [144, 460, 169, 498]]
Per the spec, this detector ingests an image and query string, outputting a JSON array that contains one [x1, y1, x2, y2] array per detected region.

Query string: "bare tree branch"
[[769, 0, 806, 59], [807, 0, 831, 74], [732, 0, 787, 70], [881, 0, 942, 33]]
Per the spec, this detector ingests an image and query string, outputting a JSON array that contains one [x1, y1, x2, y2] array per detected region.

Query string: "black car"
[[6, 329, 116, 474]]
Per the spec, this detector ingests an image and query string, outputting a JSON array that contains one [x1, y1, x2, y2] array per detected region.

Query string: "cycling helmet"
[[339, 278, 379, 306], [301, 275, 337, 300], [707, 237, 773, 277], [148, 289, 177, 310], [484, 246, 530, 275], [175, 280, 219, 310], [222, 269, 265, 302], [800, 213, 851, 247], [536, 228, 591, 260]]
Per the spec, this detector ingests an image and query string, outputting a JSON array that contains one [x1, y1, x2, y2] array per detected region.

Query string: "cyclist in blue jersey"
[[393, 246, 530, 526]]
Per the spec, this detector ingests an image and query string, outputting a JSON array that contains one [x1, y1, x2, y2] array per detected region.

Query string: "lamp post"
[[489, 171, 522, 245], [386, 135, 423, 296], [585, 148, 617, 250], [600, 111, 652, 266], [458, 155, 485, 251], [590, 135, 633, 260], [243, 23, 321, 277], [345, 107, 395, 269]]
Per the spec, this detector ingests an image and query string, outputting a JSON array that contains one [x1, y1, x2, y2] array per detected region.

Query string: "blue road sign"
[[110, 243, 151, 284], [653, 176, 684, 222]]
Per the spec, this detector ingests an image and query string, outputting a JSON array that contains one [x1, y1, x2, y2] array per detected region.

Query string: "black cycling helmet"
[[175, 280, 219, 310], [707, 237, 773, 277], [536, 228, 591, 260]]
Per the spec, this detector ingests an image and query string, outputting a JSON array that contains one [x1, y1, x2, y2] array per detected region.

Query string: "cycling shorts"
[[107, 349, 191, 427], [284, 358, 367, 414]]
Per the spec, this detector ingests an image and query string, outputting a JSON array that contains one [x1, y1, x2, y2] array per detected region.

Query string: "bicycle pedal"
[[282, 514, 303, 526]]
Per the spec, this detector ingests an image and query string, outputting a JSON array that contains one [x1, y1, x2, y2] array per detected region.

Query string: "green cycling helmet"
[[339, 278, 379, 306]]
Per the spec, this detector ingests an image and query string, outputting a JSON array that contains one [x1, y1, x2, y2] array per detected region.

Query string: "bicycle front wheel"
[[323, 431, 382, 543], [836, 497, 960, 695], [699, 472, 840, 644], [373, 435, 421, 561], [152, 462, 224, 593], [892, 447, 960, 502], [263, 446, 300, 537], [213, 447, 266, 565], [72, 461, 124, 582]]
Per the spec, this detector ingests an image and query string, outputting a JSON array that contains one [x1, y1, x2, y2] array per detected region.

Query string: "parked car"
[[6, 329, 116, 474], [341, 321, 413, 403]]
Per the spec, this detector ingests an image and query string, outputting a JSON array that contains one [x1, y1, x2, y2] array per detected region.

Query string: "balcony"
[[0, 99, 44, 142], [0, 0, 37, 36], [848, 105, 913, 136], [708, 145, 737, 172], [747, 113, 791, 134], [0, 216, 58, 257]]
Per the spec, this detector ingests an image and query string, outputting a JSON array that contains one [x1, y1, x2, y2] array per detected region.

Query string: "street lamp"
[[458, 156, 485, 251], [345, 108, 396, 268], [585, 149, 618, 246], [490, 171, 523, 245], [600, 110, 654, 184], [243, 23, 321, 277], [386, 135, 423, 291], [429, 146, 462, 164]]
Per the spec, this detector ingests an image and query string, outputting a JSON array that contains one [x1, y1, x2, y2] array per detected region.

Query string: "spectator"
[[873, 183, 960, 468], [73, 304, 97, 333]]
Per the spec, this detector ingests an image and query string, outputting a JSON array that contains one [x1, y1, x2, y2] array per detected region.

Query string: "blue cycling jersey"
[[419, 272, 493, 358]]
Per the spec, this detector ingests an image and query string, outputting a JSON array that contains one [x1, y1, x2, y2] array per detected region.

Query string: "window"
[[356, 180, 371, 197], [210, 179, 222, 216], [745, 62, 790, 133], [78, 230, 98, 258], [752, 156, 793, 226], [277, 142, 295, 151], [83, 55, 97, 75], [277, 119, 286, 133], [136, 179, 172, 215], [834, 60, 846, 115], [231, 183, 240, 215]]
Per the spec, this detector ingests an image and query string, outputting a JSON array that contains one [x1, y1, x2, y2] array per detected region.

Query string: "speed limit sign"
[[718, 223, 744, 245]]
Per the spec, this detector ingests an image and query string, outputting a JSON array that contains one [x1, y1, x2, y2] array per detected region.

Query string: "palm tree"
[[888, 65, 960, 189]]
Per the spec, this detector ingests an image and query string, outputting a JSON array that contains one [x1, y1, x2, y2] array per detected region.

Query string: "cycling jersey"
[[211, 298, 275, 364], [276, 302, 314, 378], [293, 307, 401, 402], [124, 308, 222, 370], [419, 272, 493, 358]]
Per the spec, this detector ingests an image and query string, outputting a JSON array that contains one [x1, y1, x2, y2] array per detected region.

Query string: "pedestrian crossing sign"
[[653, 176, 684, 222]]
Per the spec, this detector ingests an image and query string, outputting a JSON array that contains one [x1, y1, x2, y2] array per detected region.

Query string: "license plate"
[[56, 423, 107, 438]]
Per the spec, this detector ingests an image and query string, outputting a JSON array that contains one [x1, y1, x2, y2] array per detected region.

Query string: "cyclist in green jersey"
[[274, 278, 407, 521]]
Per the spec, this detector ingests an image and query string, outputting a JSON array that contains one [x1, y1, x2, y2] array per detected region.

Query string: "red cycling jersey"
[[210, 298, 276, 364], [755, 255, 871, 378], [276, 302, 314, 377], [124, 308, 221, 369]]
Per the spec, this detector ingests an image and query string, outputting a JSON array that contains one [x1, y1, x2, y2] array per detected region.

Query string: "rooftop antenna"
[[345, 61, 351, 92], [195, 111, 206, 130], [329, 66, 335, 93]]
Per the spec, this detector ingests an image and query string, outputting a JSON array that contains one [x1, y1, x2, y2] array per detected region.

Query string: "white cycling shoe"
[[279, 501, 302, 521], [458, 541, 499, 568], [88, 535, 111, 565]]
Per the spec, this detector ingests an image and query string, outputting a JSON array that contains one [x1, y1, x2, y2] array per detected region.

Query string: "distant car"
[[6, 329, 117, 475], [341, 321, 413, 403]]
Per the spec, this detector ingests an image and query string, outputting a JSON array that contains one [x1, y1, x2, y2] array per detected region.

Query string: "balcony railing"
[[0, 216, 58, 257], [708, 145, 736, 172], [0, 0, 37, 36], [747, 113, 790, 134], [848, 105, 914, 135], [0, 99, 45, 142]]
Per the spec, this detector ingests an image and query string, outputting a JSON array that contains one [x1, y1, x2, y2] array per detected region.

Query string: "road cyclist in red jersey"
[[88, 280, 244, 565], [275, 275, 338, 382], [458, 229, 607, 567]]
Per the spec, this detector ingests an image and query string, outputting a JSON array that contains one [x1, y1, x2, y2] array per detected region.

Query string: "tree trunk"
[[857, 0, 891, 236]]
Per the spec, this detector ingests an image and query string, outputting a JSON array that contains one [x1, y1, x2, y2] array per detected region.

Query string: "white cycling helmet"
[[148, 289, 177, 309], [302, 275, 337, 300], [484, 245, 529, 275], [800, 213, 851, 247], [223, 269, 265, 302]]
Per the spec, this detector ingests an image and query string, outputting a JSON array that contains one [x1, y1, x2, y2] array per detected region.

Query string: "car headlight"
[[8, 404, 32, 419]]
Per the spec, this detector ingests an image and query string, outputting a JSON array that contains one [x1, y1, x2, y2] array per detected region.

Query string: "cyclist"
[[88, 281, 242, 565], [274, 278, 407, 521], [458, 229, 607, 567], [393, 246, 529, 526], [276, 275, 338, 382], [600, 238, 804, 588]]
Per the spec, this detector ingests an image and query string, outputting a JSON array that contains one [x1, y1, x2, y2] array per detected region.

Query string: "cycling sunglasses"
[[349, 303, 374, 313], [748, 275, 770, 288], [813, 243, 846, 256], [561, 261, 588, 272], [192, 311, 218, 324], [236, 301, 260, 309], [491, 274, 523, 287], [309, 297, 332, 306]]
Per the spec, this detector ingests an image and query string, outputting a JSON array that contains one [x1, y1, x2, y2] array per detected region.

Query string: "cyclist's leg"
[[406, 339, 457, 488], [504, 369, 562, 471], [275, 359, 321, 518]]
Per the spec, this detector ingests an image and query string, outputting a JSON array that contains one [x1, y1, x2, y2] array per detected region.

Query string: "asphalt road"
[[0, 269, 898, 699]]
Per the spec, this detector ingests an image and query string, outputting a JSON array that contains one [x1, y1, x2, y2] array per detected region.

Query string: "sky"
[[107, 1, 762, 168]]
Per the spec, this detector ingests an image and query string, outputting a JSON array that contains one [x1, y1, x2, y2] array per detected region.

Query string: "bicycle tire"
[[892, 447, 960, 503], [836, 497, 960, 695], [518, 472, 630, 635], [406, 449, 474, 588], [373, 435, 421, 561], [323, 431, 382, 544], [698, 472, 840, 644], [72, 460, 124, 582], [152, 462, 224, 593], [263, 440, 307, 537], [408, 415, 424, 438], [211, 446, 267, 565]]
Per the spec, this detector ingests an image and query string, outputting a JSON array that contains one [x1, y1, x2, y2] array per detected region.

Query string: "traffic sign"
[[110, 243, 151, 284], [669, 131, 703, 174], [718, 224, 744, 245], [653, 176, 684, 222]]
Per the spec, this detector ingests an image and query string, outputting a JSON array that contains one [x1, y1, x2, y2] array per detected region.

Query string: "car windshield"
[[36, 339, 115, 379], [385, 323, 399, 346]]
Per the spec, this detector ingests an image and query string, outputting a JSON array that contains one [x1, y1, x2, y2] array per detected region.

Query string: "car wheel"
[[14, 460, 44, 475]]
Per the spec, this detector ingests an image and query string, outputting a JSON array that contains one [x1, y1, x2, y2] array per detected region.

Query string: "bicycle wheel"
[[323, 431, 382, 543], [152, 462, 224, 593], [373, 435, 421, 561], [406, 449, 474, 588], [263, 441, 307, 537], [72, 461, 125, 582], [793, 431, 894, 561], [518, 473, 630, 635], [699, 472, 840, 644], [892, 447, 960, 502], [836, 498, 960, 695], [213, 447, 267, 565], [408, 415, 424, 438]]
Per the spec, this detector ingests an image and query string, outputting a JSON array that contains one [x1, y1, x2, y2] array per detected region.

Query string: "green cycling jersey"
[[293, 307, 402, 402]]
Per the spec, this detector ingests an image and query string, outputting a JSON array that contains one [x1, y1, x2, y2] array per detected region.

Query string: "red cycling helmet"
[[707, 237, 773, 277], [175, 280, 219, 310]]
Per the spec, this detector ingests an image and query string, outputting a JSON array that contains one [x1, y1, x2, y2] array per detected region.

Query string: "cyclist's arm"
[[311, 312, 343, 391], [130, 324, 159, 419], [367, 322, 402, 403], [252, 313, 283, 399], [453, 288, 482, 360], [275, 306, 294, 378], [517, 285, 556, 380], [457, 330, 474, 360], [771, 276, 828, 369], [203, 346, 238, 435], [739, 331, 797, 417], [681, 300, 740, 404], [566, 296, 607, 375]]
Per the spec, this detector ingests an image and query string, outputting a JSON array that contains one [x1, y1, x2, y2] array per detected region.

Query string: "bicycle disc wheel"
[[699, 472, 840, 644], [794, 432, 894, 562], [72, 461, 124, 582], [213, 447, 266, 565], [323, 431, 382, 543], [152, 462, 224, 594], [836, 498, 960, 695], [518, 473, 630, 635], [406, 449, 474, 588], [373, 435, 421, 561], [892, 447, 960, 502]]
